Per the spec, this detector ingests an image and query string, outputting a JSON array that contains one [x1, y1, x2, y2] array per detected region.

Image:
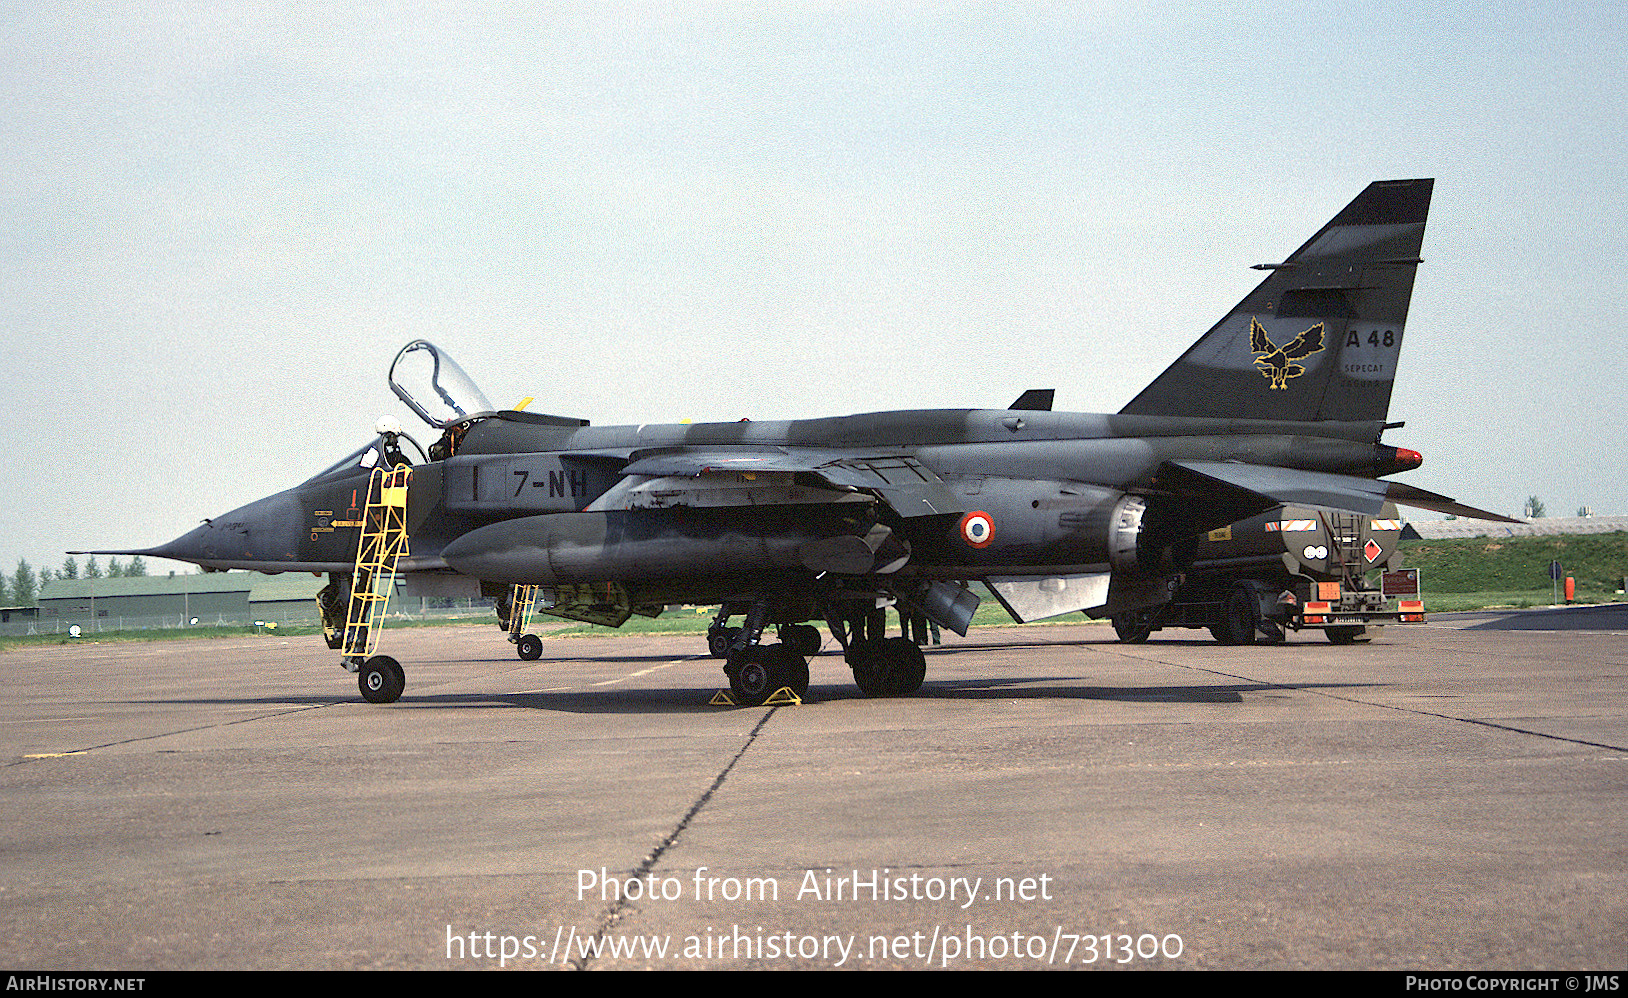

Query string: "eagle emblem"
[[1249, 317, 1325, 389]]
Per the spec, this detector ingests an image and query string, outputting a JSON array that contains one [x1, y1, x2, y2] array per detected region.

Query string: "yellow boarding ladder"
[[342, 464, 412, 664], [508, 584, 540, 642]]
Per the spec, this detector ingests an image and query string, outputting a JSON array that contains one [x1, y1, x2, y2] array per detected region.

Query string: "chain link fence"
[[0, 598, 496, 637]]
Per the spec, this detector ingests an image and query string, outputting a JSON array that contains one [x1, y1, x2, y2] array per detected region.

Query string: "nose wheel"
[[358, 655, 405, 704]]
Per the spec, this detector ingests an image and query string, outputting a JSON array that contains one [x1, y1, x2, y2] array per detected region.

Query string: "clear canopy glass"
[[388, 340, 496, 428]]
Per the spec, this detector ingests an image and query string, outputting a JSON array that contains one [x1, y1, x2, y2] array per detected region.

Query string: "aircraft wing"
[[1165, 460, 1520, 523], [609, 446, 964, 517]]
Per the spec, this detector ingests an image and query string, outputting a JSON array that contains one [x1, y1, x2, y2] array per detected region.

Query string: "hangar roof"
[[40, 572, 323, 603]]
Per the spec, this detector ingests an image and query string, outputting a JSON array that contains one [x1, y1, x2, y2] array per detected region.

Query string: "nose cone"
[[141, 490, 307, 571]]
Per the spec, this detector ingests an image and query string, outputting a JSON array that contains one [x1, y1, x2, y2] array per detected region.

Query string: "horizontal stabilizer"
[[1164, 460, 1521, 524], [1169, 460, 1391, 514], [1382, 482, 1522, 523]]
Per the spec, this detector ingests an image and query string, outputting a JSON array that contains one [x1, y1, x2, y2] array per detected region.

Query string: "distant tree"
[[85, 555, 102, 579], [59, 556, 79, 580], [1524, 496, 1546, 518], [127, 556, 147, 577], [0, 573, 8, 605], [12, 560, 37, 606]]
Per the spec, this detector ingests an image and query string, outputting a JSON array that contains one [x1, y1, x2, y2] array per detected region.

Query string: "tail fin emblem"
[[1249, 318, 1326, 389]]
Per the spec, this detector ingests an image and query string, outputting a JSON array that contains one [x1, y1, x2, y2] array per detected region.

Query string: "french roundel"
[[959, 511, 995, 548]]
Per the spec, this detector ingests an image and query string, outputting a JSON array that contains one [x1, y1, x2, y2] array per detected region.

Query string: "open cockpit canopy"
[[388, 340, 496, 429]]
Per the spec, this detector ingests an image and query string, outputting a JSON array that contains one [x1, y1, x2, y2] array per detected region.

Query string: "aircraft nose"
[[144, 490, 306, 569]]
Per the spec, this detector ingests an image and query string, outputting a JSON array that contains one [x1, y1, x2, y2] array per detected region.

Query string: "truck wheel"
[[1112, 612, 1154, 643], [1214, 585, 1259, 646], [1326, 626, 1367, 645]]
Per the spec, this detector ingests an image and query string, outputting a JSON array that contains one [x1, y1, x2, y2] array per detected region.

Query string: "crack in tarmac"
[[572, 705, 779, 970], [5, 701, 347, 765]]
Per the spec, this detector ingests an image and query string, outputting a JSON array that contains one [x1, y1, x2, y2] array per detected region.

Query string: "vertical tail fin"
[[1119, 178, 1433, 423]]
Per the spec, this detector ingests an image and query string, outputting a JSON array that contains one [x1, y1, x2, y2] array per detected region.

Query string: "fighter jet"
[[83, 178, 1509, 705]]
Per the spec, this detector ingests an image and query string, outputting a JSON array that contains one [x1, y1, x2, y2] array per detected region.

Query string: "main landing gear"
[[709, 599, 936, 705], [717, 605, 813, 707], [832, 605, 926, 698], [729, 644, 811, 706], [848, 638, 926, 697]]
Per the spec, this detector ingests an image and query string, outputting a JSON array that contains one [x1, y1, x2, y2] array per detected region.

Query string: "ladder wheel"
[[516, 633, 544, 660]]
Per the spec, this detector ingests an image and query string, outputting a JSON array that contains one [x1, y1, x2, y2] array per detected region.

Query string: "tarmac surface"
[[2, 610, 1624, 971]]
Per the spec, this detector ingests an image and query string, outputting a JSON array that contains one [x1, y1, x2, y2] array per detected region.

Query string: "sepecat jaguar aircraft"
[[82, 178, 1512, 705]]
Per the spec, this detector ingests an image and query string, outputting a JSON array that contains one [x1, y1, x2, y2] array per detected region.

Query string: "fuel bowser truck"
[[1111, 502, 1425, 645]]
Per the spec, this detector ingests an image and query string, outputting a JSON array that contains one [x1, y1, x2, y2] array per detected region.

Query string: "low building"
[[36, 572, 326, 631]]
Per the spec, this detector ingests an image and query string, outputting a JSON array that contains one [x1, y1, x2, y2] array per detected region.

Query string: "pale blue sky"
[[3, 2, 1625, 577]]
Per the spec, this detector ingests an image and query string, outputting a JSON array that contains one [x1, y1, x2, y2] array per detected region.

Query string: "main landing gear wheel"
[[516, 633, 543, 660], [708, 626, 741, 659], [849, 637, 926, 697], [728, 644, 809, 706], [358, 655, 405, 704]]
